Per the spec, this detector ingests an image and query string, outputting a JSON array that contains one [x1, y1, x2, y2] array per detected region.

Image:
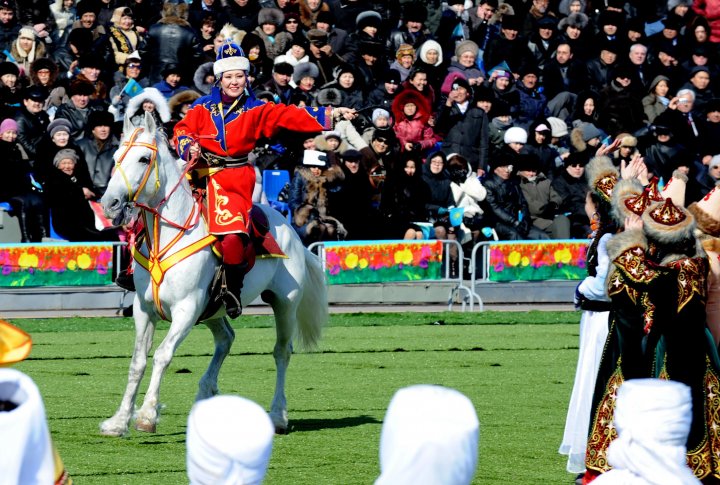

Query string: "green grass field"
[[9, 311, 581, 484]]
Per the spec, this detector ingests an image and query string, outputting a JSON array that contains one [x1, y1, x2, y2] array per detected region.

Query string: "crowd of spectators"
[[0, 0, 718, 262]]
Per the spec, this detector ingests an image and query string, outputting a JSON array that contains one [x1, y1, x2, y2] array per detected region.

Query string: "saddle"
[[199, 205, 287, 322]]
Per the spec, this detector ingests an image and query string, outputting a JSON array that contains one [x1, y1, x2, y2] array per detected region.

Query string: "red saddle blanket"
[[211, 205, 286, 271]]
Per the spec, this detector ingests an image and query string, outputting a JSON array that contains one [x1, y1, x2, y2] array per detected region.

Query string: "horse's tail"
[[296, 247, 327, 350]]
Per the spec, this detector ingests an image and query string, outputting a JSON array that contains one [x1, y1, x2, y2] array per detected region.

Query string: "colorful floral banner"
[[487, 240, 587, 282], [323, 240, 443, 285], [0, 243, 115, 287]]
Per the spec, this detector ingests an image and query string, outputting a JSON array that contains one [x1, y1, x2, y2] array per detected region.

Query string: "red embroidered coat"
[[174, 87, 332, 234]]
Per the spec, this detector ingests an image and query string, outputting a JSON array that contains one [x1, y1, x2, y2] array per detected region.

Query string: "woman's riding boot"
[[223, 263, 247, 319], [36, 212, 48, 240]]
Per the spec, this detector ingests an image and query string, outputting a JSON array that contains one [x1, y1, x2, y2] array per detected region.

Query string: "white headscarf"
[[0, 368, 54, 485], [376, 385, 479, 485], [592, 379, 700, 485], [186, 395, 274, 485]]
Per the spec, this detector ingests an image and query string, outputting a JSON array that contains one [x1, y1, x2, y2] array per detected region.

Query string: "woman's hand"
[[595, 137, 622, 157], [83, 187, 96, 200], [625, 214, 643, 232], [189, 143, 201, 157]]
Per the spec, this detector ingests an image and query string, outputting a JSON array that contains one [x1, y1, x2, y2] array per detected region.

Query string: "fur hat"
[[111, 6, 133, 25], [547, 117, 568, 137], [396, 43, 415, 60], [258, 7, 283, 26], [489, 147, 517, 169], [307, 29, 328, 47], [356, 10, 382, 30], [214, 41, 249, 76], [193, 61, 215, 95], [372, 108, 390, 124], [642, 198, 695, 245], [67, 79, 95, 96], [688, 187, 720, 237], [454, 40, 479, 60], [126, 87, 172, 123], [293, 62, 319, 84], [0, 61, 18, 77], [316, 87, 342, 107], [76, 0, 99, 16], [611, 178, 646, 223], [403, 1, 427, 23], [585, 156, 618, 204], [87, 110, 115, 131], [504, 126, 527, 144], [661, 170, 688, 207], [418, 40, 443, 66], [168, 89, 200, 115], [559, 12, 589, 30], [619, 134, 638, 148], [668, 0, 692, 10]]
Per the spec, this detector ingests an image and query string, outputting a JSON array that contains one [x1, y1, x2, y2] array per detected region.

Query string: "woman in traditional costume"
[[173, 40, 353, 317]]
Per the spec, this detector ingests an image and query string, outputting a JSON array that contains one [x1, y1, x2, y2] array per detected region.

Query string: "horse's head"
[[101, 111, 164, 223]]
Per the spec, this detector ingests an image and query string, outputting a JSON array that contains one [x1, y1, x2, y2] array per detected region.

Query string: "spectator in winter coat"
[[482, 149, 548, 240], [515, 64, 549, 130], [551, 152, 591, 238], [447, 40, 485, 89], [76, 110, 118, 198], [391, 88, 438, 154], [447, 153, 487, 246], [380, 150, 431, 239], [15, 86, 49, 163], [516, 152, 570, 238], [332, 149, 377, 240], [597, 64, 646, 136], [0, 0, 21, 56], [483, 14, 531, 74], [367, 69, 401, 113], [435, 77, 490, 175], [642, 75, 672, 124]]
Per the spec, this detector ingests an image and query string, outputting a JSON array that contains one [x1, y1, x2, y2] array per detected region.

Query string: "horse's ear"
[[144, 110, 157, 134], [122, 113, 134, 139]]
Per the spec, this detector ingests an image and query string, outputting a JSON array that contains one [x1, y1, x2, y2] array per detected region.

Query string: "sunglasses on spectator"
[[375, 138, 388, 144], [569, 163, 583, 168], [127, 63, 142, 69]]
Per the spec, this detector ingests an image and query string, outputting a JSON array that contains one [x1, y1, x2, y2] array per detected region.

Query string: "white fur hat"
[[214, 41, 250, 77], [504, 126, 528, 144]]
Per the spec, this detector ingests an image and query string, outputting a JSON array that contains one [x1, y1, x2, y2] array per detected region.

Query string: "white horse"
[[99, 112, 327, 436]]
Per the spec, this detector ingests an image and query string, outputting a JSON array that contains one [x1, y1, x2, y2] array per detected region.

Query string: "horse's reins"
[[116, 128, 217, 320]]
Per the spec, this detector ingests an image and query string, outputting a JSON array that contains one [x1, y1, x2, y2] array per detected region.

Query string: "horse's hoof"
[[135, 420, 157, 433], [275, 425, 288, 435], [99, 420, 128, 437]]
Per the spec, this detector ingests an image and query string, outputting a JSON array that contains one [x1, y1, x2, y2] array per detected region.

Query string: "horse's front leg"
[[269, 301, 296, 434], [135, 307, 196, 433], [100, 301, 155, 436], [196, 317, 235, 401]]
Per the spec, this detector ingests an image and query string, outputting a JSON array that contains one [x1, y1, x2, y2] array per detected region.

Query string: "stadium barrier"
[[468, 239, 589, 311], [308, 239, 474, 311]]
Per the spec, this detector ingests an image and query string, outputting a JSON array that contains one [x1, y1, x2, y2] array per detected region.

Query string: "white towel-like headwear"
[[592, 378, 700, 485], [186, 395, 275, 485], [375, 384, 479, 485], [0, 368, 54, 485]]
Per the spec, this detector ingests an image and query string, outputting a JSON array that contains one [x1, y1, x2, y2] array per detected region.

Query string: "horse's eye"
[[139, 156, 150, 165]]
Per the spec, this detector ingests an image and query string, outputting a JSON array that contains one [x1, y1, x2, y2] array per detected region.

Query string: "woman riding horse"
[[173, 41, 353, 318]]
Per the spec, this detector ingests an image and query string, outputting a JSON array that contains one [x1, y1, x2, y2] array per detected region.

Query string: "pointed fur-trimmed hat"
[[585, 156, 618, 204], [688, 185, 720, 237], [642, 198, 695, 245], [661, 170, 688, 208], [644, 177, 665, 203], [611, 178, 646, 223], [214, 41, 250, 76]]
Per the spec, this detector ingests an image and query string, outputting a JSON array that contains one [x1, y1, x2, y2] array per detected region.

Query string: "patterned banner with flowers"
[[487, 240, 587, 282], [0, 243, 115, 287], [323, 240, 443, 285]]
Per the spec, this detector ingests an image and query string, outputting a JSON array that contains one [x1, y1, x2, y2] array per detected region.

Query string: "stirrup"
[[223, 292, 242, 319]]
